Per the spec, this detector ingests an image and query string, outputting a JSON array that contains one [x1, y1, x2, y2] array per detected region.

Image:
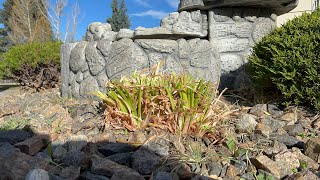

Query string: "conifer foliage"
[[107, 0, 131, 32]]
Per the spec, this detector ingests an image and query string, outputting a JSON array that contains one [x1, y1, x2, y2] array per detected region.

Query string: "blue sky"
[[0, 0, 180, 40]]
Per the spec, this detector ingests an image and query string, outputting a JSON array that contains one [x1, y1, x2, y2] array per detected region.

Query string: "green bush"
[[247, 9, 320, 110], [0, 41, 62, 90]]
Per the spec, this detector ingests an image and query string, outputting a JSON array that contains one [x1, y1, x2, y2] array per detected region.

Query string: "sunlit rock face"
[[179, 0, 299, 15]]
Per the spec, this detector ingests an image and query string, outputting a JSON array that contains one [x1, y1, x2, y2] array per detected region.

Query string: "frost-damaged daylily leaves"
[[95, 61, 229, 137]]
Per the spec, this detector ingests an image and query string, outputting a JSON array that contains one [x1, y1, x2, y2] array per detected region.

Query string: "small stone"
[[98, 143, 135, 157], [14, 135, 49, 155], [285, 170, 319, 180], [255, 123, 272, 137], [128, 131, 146, 143], [154, 172, 173, 180], [91, 154, 138, 177], [143, 138, 170, 156], [241, 173, 255, 180], [53, 145, 67, 160], [176, 163, 193, 180], [274, 151, 300, 178], [261, 117, 286, 132], [25, 169, 50, 180], [207, 162, 222, 176], [283, 124, 304, 136], [107, 152, 132, 167], [267, 104, 283, 117], [80, 171, 110, 180], [225, 165, 240, 178], [66, 135, 88, 152], [236, 114, 258, 133], [111, 169, 144, 180], [60, 151, 88, 168], [0, 142, 20, 155], [264, 141, 287, 156], [292, 147, 319, 170], [249, 104, 267, 117], [131, 147, 161, 175], [276, 134, 304, 148], [230, 160, 247, 174], [304, 138, 320, 163], [59, 166, 81, 180], [252, 155, 280, 179], [281, 113, 297, 122], [0, 130, 32, 144], [257, 169, 280, 180], [117, 29, 134, 39], [35, 152, 52, 162]]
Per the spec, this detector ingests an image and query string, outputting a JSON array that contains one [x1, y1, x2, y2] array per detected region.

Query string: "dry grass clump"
[[96, 62, 231, 137]]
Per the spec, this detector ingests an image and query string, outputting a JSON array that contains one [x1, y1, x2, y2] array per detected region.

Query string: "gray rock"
[[143, 138, 170, 157], [60, 151, 88, 168], [91, 154, 138, 177], [230, 160, 247, 174], [66, 135, 88, 152], [179, 0, 204, 11], [70, 41, 88, 73], [257, 169, 280, 180], [117, 29, 134, 39], [236, 113, 258, 133], [213, 38, 249, 53], [177, 38, 191, 59], [131, 147, 161, 175], [111, 169, 144, 180], [35, 152, 52, 162], [134, 27, 173, 38], [79, 75, 100, 98], [207, 162, 222, 176], [101, 31, 118, 41], [107, 152, 132, 167], [220, 54, 243, 74], [0, 130, 32, 144], [249, 104, 268, 117], [86, 22, 112, 41], [261, 117, 286, 132], [59, 166, 81, 180], [154, 172, 173, 180], [85, 42, 106, 76], [252, 155, 280, 179], [283, 124, 304, 136], [304, 138, 320, 163], [275, 134, 303, 148], [135, 39, 178, 54], [0, 152, 48, 180], [107, 38, 148, 79], [210, 22, 253, 38], [0, 142, 20, 155], [241, 173, 255, 180], [267, 104, 283, 117], [274, 151, 300, 178], [71, 80, 80, 98], [75, 71, 83, 83], [96, 72, 109, 91], [252, 18, 275, 43], [98, 143, 135, 157], [80, 171, 110, 180], [53, 145, 68, 160], [25, 169, 50, 180], [161, 12, 179, 29], [60, 43, 77, 98], [97, 39, 113, 57]]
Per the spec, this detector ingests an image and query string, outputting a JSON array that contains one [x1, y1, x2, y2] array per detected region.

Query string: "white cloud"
[[132, 10, 170, 19], [134, 0, 151, 8], [166, 0, 179, 8]]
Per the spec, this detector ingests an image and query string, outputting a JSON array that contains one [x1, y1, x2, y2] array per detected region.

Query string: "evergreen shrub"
[[247, 9, 320, 110], [0, 41, 62, 90]]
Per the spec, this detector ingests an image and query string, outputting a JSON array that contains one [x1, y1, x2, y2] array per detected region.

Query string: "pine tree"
[[107, 0, 130, 32], [0, 0, 13, 54]]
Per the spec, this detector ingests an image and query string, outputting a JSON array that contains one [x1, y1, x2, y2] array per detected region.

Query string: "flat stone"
[[236, 113, 257, 133], [101, 31, 118, 41], [0, 130, 32, 144], [283, 124, 304, 136], [98, 143, 135, 157], [135, 39, 178, 54], [111, 169, 144, 180], [14, 135, 49, 156], [276, 134, 303, 148], [304, 138, 320, 163], [213, 38, 249, 53], [25, 169, 50, 180], [134, 27, 173, 38], [210, 22, 253, 38], [117, 29, 134, 39], [252, 155, 280, 179], [131, 147, 161, 175], [91, 154, 138, 177]]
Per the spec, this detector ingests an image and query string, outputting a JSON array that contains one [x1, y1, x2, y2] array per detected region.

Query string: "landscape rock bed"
[[1, 88, 320, 179]]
